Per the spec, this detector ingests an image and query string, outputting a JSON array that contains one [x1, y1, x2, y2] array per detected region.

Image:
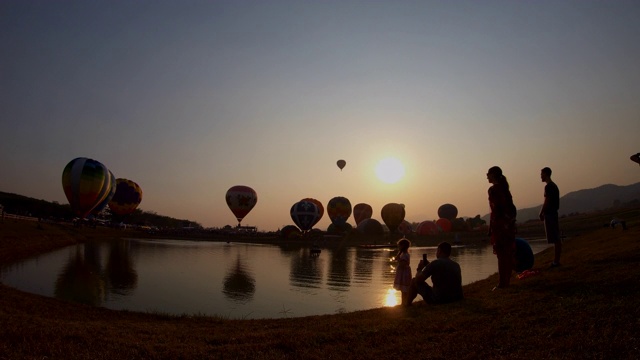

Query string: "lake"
[[0, 237, 551, 319]]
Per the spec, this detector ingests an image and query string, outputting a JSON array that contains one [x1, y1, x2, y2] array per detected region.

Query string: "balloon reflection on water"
[[54, 241, 139, 305], [222, 256, 256, 303]]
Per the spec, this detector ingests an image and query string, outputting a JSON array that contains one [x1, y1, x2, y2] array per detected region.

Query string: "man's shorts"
[[544, 213, 561, 244]]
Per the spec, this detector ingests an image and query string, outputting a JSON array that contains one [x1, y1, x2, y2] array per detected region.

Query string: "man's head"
[[436, 241, 452, 259], [541, 167, 552, 182]]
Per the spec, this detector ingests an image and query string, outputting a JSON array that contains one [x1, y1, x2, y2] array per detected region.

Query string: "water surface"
[[0, 238, 550, 319]]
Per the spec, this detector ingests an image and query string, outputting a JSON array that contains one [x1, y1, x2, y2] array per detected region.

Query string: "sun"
[[375, 157, 405, 184]]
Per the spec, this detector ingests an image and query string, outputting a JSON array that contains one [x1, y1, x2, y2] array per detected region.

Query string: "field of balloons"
[[63, 157, 485, 237]]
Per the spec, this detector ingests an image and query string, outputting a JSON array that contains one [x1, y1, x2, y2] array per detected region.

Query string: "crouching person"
[[408, 242, 463, 305]]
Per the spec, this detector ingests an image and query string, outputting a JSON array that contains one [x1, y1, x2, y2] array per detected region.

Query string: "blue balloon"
[[515, 238, 534, 273]]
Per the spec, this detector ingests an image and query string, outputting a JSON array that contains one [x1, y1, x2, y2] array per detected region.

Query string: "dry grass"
[[1, 209, 639, 359]]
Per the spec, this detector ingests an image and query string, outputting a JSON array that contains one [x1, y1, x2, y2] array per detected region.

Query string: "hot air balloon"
[[280, 225, 302, 239], [62, 157, 115, 219], [398, 220, 413, 235], [301, 198, 324, 227], [381, 203, 405, 234], [353, 203, 373, 225], [108, 178, 143, 215], [436, 218, 452, 232], [327, 196, 352, 226], [225, 186, 257, 226], [416, 220, 439, 236], [91, 170, 116, 215], [327, 222, 352, 234], [631, 153, 640, 165], [437, 204, 458, 221], [356, 218, 384, 236], [336, 159, 346, 171], [290, 200, 320, 232]]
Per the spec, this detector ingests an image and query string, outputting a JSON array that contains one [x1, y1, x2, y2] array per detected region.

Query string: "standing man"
[[539, 167, 561, 267]]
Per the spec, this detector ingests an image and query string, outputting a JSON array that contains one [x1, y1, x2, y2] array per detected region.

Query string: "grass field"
[[1, 206, 639, 359]]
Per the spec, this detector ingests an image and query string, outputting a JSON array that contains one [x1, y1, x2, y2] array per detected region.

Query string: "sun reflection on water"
[[384, 288, 399, 307]]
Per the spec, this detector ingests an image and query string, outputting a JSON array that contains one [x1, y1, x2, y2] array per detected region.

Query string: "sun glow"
[[384, 288, 399, 307], [375, 157, 405, 184]]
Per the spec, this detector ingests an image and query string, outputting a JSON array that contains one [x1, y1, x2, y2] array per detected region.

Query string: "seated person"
[[409, 241, 463, 304]]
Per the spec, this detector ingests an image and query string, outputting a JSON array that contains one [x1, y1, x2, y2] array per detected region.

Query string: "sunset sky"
[[2, 1, 639, 231]]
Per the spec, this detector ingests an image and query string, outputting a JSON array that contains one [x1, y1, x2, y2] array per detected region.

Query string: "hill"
[[483, 182, 640, 223]]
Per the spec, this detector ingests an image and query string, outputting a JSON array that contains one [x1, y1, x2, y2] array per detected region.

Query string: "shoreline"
[[1, 209, 639, 359]]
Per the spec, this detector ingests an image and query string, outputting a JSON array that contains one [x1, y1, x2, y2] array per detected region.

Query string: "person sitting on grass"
[[408, 241, 463, 305]]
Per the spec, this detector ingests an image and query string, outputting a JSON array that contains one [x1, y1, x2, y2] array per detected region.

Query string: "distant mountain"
[[483, 182, 640, 223]]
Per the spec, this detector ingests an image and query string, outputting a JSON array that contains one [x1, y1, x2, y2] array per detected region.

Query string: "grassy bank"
[[1, 209, 639, 359]]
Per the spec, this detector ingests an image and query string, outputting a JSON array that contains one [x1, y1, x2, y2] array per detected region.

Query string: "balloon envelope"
[[381, 203, 405, 233], [62, 157, 114, 218], [281, 225, 302, 239], [109, 178, 143, 215], [398, 220, 413, 235], [436, 218, 452, 232], [416, 220, 439, 236], [336, 159, 346, 170], [437, 204, 458, 221], [301, 198, 324, 227], [356, 218, 384, 236], [225, 186, 258, 224], [92, 171, 116, 214], [290, 200, 320, 231], [327, 196, 352, 226], [515, 238, 534, 272], [353, 203, 373, 225], [631, 153, 640, 165]]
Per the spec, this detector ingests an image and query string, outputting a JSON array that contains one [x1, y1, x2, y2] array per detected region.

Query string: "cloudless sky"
[[2, 1, 639, 231]]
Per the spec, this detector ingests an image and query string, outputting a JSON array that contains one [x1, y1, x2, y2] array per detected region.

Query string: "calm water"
[[0, 238, 550, 319]]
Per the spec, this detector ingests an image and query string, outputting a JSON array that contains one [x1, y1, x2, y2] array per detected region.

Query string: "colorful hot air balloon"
[[327, 196, 352, 226], [353, 203, 373, 225], [381, 203, 405, 234], [225, 186, 257, 226], [336, 159, 346, 171], [301, 198, 324, 227], [62, 157, 114, 219], [108, 178, 143, 215], [437, 204, 458, 221], [290, 200, 320, 232], [416, 220, 439, 236], [92, 170, 116, 214]]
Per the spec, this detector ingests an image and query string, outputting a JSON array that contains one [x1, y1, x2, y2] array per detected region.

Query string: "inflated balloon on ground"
[[381, 203, 405, 233], [108, 178, 143, 215], [327, 196, 352, 226], [290, 200, 320, 232], [61, 157, 115, 219], [353, 203, 373, 225], [356, 218, 384, 236], [92, 170, 116, 214], [301, 198, 324, 227], [437, 204, 458, 221], [416, 220, 439, 236], [436, 218, 452, 232], [398, 220, 413, 235]]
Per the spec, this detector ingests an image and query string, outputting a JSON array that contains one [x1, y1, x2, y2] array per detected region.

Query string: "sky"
[[1, 1, 639, 231]]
